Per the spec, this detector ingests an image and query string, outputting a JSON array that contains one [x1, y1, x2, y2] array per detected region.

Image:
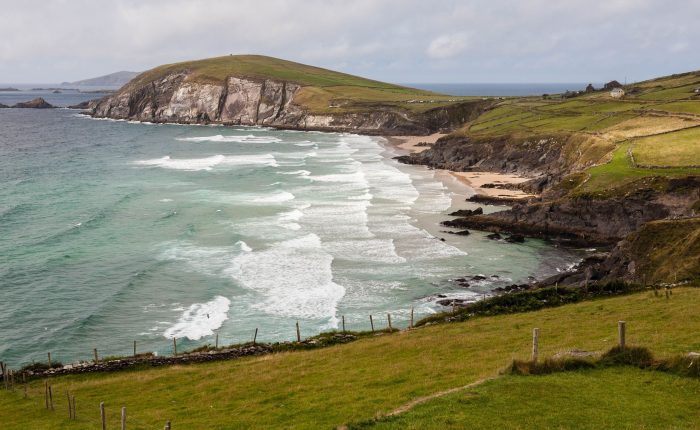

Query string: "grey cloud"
[[0, 0, 697, 83]]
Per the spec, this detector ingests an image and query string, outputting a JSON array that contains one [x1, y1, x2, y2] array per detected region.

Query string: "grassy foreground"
[[350, 368, 700, 429], [2, 288, 700, 428]]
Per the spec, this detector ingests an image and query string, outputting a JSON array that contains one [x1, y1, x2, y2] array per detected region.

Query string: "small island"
[[0, 87, 20, 91]]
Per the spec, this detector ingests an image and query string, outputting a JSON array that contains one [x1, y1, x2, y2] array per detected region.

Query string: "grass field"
[[351, 367, 700, 429], [632, 126, 700, 167], [3, 288, 700, 429]]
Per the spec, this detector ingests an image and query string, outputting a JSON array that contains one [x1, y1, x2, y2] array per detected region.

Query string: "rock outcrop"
[[90, 72, 488, 134], [0, 103, 8, 108], [12, 98, 55, 109]]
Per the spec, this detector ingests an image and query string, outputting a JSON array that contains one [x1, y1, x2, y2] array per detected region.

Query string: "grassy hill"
[[449, 71, 700, 194], [2, 286, 700, 429], [124, 54, 473, 115]]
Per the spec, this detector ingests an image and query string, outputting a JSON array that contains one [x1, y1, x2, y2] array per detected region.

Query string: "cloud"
[[0, 0, 699, 83], [426, 33, 468, 59]]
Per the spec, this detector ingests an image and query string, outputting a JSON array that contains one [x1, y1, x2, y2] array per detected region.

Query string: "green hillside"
[[2, 287, 700, 429], [125, 54, 472, 114]]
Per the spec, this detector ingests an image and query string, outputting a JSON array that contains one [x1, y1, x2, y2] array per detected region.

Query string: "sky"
[[1, 0, 698, 84]]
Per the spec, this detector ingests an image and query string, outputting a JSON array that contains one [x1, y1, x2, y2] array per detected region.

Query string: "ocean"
[[0, 90, 580, 367]]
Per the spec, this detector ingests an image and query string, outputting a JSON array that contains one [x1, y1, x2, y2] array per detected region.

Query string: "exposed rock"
[[0, 87, 19, 91], [505, 234, 525, 243], [448, 207, 483, 216], [12, 98, 55, 109], [486, 232, 502, 240], [90, 71, 491, 134], [0, 103, 8, 108], [446, 229, 470, 236]]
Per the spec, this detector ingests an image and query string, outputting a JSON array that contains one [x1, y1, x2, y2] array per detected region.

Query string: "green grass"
[[4, 288, 700, 429], [350, 368, 700, 429], [124, 54, 476, 114], [632, 126, 700, 167], [651, 101, 700, 115]]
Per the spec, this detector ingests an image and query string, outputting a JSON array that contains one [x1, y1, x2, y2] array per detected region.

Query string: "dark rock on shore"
[[505, 234, 525, 243], [486, 232, 502, 240], [448, 207, 483, 216], [446, 229, 470, 235], [467, 194, 531, 205], [12, 98, 55, 109]]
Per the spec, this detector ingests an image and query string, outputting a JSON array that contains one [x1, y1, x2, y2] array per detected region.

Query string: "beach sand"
[[388, 133, 446, 153], [449, 172, 537, 200]]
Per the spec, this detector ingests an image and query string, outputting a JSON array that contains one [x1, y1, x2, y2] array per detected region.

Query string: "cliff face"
[[90, 72, 486, 134]]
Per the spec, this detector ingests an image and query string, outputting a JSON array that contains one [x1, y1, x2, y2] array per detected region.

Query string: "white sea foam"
[[159, 198, 174, 202], [252, 191, 295, 203], [236, 240, 252, 252], [133, 154, 278, 171], [177, 134, 282, 144], [277, 169, 312, 177], [226, 233, 344, 323], [163, 296, 231, 340], [278, 209, 304, 231]]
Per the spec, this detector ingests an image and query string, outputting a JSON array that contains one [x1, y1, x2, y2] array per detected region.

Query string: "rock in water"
[[12, 98, 55, 109], [0, 103, 8, 108]]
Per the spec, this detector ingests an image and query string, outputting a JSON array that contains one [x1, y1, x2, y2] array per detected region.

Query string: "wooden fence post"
[[296, 321, 301, 342], [134, 340, 137, 358], [71, 395, 76, 419], [215, 333, 219, 349], [342, 315, 346, 334], [369, 315, 374, 332], [47, 352, 52, 368], [10, 370, 14, 391], [100, 402, 106, 430], [165, 420, 171, 430], [121, 406, 127, 430], [66, 391, 72, 419], [94, 348, 99, 364], [387, 314, 392, 331], [173, 338, 177, 357], [253, 328, 258, 345], [410, 307, 414, 329], [532, 328, 540, 363], [618, 321, 626, 349]]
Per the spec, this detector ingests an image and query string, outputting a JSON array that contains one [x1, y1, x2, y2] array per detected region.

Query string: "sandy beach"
[[388, 133, 446, 153], [387, 135, 538, 201], [449, 171, 537, 200]]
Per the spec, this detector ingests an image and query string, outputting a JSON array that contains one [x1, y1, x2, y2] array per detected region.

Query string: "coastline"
[[387, 133, 538, 202]]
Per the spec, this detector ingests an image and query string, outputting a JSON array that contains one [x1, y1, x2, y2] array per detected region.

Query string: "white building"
[[610, 88, 625, 98]]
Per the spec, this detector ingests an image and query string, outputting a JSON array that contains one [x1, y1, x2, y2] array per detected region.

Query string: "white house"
[[610, 88, 625, 98]]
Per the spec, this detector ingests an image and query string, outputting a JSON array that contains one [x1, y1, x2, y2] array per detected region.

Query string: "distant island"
[[62, 70, 139, 87], [0, 87, 20, 91]]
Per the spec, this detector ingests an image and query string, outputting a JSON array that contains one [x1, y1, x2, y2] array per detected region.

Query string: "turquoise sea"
[[0, 91, 580, 366]]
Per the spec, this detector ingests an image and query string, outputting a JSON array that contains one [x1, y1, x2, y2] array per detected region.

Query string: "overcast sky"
[[1, 0, 698, 84]]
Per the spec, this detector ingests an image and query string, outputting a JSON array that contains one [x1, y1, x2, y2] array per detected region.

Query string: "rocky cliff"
[[90, 72, 487, 135]]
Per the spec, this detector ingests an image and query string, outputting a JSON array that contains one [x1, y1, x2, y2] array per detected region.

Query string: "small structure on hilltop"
[[604, 80, 623, 90], [585, 83, 596, 93], [694, 87, 700, 93], [610, 88, 625, 98]]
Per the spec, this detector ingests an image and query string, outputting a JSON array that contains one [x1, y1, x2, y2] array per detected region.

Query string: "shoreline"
[[386, 133, 539, 202]]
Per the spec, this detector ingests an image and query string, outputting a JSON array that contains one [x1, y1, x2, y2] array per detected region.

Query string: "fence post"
[[410, 307, 414, 329], [100, 402, 106, 430], [71, 395, 76, 419], [618, 321, 626, 349], [296, 321, 301, 342], [342, 315, 346, 334], [165, 420, 171, 430], [173, 338, 177, 357], [133, 340, 137, 358], [532, 328, 540, 363], [387, 314, 392, 331], [94, 348, 99, 364], [215, 333, 219, 349], [47, 352, 52, 368], [369, 315, 374, 332], [253, 328, 258, 345], [121, 406, 127, 430], [66, 391, 72, 419]]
